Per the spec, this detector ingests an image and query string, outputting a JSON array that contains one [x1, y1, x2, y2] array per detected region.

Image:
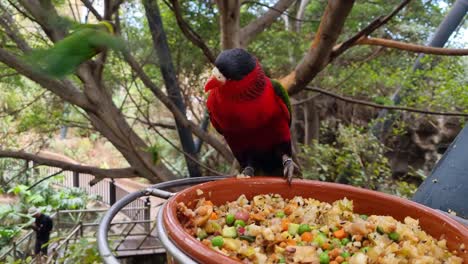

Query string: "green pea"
[[314, 232, 327, 247], [196, 229, 207, 239], [341, 237, 350, 245], [211, 236, 224, 247], [234, 219, 246, 227], [341, 251, 351, 259], [359, 214, 368, 220], [298, 224, 311, 235], [342, 262, 348, 264], [389, 232, 400, 242], [276, 211, 286, 218], [331, 238, 341, 247], [319, 251, 330, 264], [226, 214, 235, 226], [376, 226, 385, 235], [278, 256, 286, 263]]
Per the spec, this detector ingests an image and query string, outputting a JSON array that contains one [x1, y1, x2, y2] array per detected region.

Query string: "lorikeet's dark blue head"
[[205, 48, 258, 92], [214, 48, 256, 81]]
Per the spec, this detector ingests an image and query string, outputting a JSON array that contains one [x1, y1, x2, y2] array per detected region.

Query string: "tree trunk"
[[143, 0, 201, 177], [78, 68, 175, 183], [217, 0, 241, 49]]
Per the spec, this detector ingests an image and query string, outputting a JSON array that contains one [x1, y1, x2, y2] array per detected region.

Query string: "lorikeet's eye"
[[212, 67, 226, 83]]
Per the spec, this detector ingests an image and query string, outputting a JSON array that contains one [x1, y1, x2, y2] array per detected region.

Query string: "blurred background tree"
[[0, 0, 466, 195]]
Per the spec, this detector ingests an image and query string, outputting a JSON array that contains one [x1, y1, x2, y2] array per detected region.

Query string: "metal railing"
[[0, 205, 154, 263]]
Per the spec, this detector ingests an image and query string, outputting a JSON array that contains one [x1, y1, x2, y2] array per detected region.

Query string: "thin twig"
[[305, 86, 468, 117], [152, 128, 228, 176], [332, 0, 411, 59], [0, 91, 48, 118], [80, 0, 103, 20], [356, 37, 468, 56], [242, 0, 320, 23], [165, 0, 216, 63]]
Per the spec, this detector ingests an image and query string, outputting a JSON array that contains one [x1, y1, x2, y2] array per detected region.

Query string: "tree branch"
[[305, 86, 468, 117], [166, 0, 216, 63], [280, 0, 356, 95], [17, 0, 68, 42], [80, 0, 103, 20], [0, 150, 139, 179], [240, 0, 296, 47], [122, 51, 235, 163], [0, 91, 47, 118], [355, 37, 468, 56], [331, 0, 411, 59], [0, 48, 91, 109], [0, 4, 31, 52]]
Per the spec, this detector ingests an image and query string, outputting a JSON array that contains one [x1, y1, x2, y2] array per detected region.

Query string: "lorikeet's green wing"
[[88, 30, 126, 52], [270, 79, 292, 127], [25, 26, 123, 78], [26, 29, 98, 78]]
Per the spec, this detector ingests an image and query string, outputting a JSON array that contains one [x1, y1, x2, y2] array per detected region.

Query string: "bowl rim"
[[162, 177, 468, 263]]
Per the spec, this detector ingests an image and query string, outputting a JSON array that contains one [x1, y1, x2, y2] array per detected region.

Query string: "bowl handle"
[[145, 188, 176, 199]]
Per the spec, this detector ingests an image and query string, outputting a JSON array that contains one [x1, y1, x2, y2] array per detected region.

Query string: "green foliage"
[[0, 182, 92, 249], [299, 123, 417, 197], [57, 238, 101, 264]]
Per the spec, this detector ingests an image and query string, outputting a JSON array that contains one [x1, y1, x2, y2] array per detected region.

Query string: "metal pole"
[[72, 171, 79, 188], [109, 180, 116, 206], [373, 0, 468, 138], [144, 197, 151, 233], [12, 242, 16, 261], [56, 210, 61, 238]]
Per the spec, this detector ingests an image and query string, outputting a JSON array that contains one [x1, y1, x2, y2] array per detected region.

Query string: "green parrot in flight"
[[27, 21, 124, 78]]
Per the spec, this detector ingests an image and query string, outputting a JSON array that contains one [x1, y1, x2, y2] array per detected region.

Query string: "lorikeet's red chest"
[[206, 64, 291, 154]]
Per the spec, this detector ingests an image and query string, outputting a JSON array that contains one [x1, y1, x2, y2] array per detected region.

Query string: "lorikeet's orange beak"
[[205, 67, 226, 92]]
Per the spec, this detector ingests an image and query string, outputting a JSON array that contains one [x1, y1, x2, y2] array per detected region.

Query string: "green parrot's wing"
[[25, 29, 97, 78], [270, 79, 292, 127], [88, 30, 126, 52]]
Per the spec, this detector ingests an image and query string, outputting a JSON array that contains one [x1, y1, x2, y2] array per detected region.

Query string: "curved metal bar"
[[157, 203, 198, 264], [98, 176, 230, 264]]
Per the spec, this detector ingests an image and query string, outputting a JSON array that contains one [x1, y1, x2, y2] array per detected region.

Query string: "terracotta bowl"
[[163, 177, 468, 263]]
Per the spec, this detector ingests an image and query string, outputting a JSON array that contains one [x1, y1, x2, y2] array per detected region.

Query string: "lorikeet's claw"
[[241, 166, 255, 177], [283, 156, 300, 185]]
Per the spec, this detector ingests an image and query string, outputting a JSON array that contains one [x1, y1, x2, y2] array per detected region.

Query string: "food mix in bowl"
[[177, 193, 465, 264]]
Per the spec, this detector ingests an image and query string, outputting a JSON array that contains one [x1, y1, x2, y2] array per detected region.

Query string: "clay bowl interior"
[[163, 177, 468, 263]]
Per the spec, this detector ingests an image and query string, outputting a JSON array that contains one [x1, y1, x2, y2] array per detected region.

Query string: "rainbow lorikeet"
[[26, 21, 124, 78], [205, 48, 299, 184]]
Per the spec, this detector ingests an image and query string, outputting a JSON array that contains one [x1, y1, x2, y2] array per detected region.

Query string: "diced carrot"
[[301, 232, 313, 242], [210, 212, 218, 220], [333, 229, 347, 239], [281, 219, 290, 231], [322, 242, 330, 250], [286, 239, 296, 246]]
